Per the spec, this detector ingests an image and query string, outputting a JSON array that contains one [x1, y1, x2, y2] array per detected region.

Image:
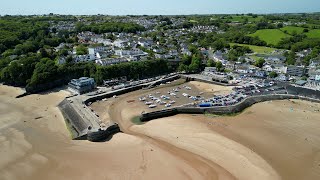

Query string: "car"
[[160, 101, 166, 105], [149, 104, 157, 108], [165, 104, 172, 108], [169, 100, 176, 104], [145, 101, 153, 105]]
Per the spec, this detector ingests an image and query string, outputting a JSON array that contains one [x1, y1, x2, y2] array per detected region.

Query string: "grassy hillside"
[[230, 43, 276, 54], [280, 26, 305, 35], [249, 29, 291, 46], [306, 29, 320, 39]]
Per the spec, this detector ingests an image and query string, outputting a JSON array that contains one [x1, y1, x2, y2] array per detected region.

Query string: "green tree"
[[254, 58, 265, 68], [216, 61, 223, 72], [76, 45, 88, 55], [207, 59, 216, 67], [269, 71, 278, 78], [28, 58, 58, 86]]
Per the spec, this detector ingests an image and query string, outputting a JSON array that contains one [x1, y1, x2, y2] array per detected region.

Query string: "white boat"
[[149, 104, 157, 108], [160, 101, 166, 105], [145, 101, 153, 105]]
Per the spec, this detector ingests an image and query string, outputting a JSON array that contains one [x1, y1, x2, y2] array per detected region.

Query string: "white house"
[[115, 49, 147, 58], [57, 57, 66, 65], [95, 58, 128, 66], [74, 54, 96, 63], [113, 39, 129, 48]]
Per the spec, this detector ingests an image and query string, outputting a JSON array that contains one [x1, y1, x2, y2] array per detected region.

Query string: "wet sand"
[[0, 85, 213, 180]]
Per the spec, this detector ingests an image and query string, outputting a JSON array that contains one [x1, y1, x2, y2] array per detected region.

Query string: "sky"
[[1, 0, 319, 15]]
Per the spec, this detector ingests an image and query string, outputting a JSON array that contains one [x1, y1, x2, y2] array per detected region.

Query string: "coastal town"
[[48, 15, 320, 90], [1, 10, 320, 180]]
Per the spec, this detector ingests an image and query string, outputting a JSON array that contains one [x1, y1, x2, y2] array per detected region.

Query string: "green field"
[[189, 20, 198, 23], [280, 26, 305, 35], [230, 43, 277, 54], [306, 29, 320, 38], [249, 29, 291, 45]]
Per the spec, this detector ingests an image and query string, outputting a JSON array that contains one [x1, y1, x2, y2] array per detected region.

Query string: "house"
[[262, 64, 273, 72], [181, 48, 192, 56], [138, 39, 153, 47], [168, 49, 179, 56], [235, 65, 250, 74], [276, 74, 289, 81], [95, 58, 128, 66], [74, 54, 96, 63], [262, 64, 287, 74], [255, 70, 267, 78], [212, 51, 225, 62], [115, 49, 148, 58], [265, 55, 286, 64], [204, 67, 217, 72], [113, 39, 129, 48], [155, 54, 165, 59], [57, 56, 66, 65], [68, 77, 96, 94], [272, 64, 287, 74], [200, 48, 209, 57], [295, 80, 307, 86], [286, 65, 305, 77], [308, 68, 320, 81]]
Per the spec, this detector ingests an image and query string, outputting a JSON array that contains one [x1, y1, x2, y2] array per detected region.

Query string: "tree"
[[76, 45, 88, 55], [254, 58, 265, 68], [28, 58, 58, 86], [284, 51, 296, 65], [216, 61, 223, 72], [277, 23, 283, 28], [207, 59, 216, 67], [188, 55, 202, 72], [269, 71, 278, 78]]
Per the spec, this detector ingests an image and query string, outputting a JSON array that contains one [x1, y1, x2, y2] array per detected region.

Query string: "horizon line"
[[1, 11, 320, 16]]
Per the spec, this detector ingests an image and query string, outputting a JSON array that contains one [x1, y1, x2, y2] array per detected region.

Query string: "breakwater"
[[140, 93, 320, 122], [58, 74, 180, 141]]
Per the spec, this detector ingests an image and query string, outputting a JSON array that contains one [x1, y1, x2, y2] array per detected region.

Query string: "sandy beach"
[[103, 81, 320, 180], [189, 81, 234, 95], [0, 85, 213, 180], [1, 82, 320, 180]]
